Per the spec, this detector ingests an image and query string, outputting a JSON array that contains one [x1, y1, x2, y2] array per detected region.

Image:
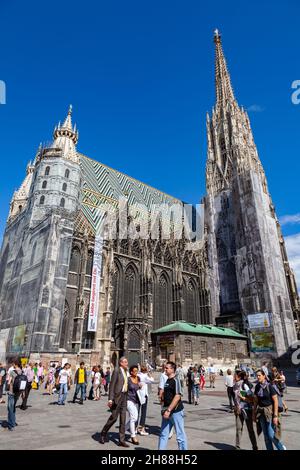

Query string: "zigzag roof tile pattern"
[[79, 153, 183, 233]]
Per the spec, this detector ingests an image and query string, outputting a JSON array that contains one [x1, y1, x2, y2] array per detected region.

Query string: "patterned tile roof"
[[79, 153, 183, 232]]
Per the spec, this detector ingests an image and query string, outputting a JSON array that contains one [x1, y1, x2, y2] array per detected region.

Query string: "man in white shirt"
[[57, 363, 71, 405], [224, 369, 234, 411], [208, 364, 216, 388]]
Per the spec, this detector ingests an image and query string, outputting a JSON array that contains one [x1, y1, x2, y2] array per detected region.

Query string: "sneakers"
[[282, 445, 287, 450], [139, 430, 149, 436]]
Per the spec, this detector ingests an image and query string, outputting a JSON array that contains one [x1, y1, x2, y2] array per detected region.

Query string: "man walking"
[[208, 364, 216, 388], [20, 362, 34, 410], [3, 359, 24, 431], [225, 369, 234, 412], [99, 357, 129, 447], [72, 362, 87, 404], [57, 363, 71, 405], [158, 361, 187, 450]]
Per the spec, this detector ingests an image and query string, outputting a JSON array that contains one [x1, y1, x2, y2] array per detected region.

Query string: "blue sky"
[[0, 0, 299, 284]]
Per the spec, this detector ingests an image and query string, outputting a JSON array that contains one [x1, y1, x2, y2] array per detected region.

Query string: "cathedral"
[[0, 32, 299, 367]]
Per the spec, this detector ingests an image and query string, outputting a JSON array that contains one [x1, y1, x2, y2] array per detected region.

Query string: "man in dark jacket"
[[72, 362, 87, 404], [99, 356, 129, 447]]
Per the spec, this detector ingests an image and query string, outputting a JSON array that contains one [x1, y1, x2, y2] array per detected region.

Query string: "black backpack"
[[13, 372, 28, 394]]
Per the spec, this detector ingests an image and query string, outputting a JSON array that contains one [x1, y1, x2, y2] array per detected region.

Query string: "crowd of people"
[[0, 358, 290, 450]]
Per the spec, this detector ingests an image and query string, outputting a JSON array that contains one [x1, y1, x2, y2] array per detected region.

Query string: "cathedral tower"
[[0, 107, 82, 357], [204, 30, 298, 359]]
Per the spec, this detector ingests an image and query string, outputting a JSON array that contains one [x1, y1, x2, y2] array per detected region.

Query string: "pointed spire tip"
[[214, 28, 221, 42]]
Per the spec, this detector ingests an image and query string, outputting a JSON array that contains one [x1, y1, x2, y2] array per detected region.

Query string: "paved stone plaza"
[[1, 374, 299, 450]]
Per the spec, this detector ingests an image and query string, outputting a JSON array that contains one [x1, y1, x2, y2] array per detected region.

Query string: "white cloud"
[[285, 232, 300, 292], [280, 213, 300, 226], [247, 104, 265, 112]]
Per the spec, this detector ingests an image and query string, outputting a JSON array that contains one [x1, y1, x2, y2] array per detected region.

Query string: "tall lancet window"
[[124, 266, 136, 316], [157, 273, 171, 327]]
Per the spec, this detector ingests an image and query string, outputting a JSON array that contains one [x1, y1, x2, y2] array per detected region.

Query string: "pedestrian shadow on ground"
[[146, 425, 161, 436], [92, 431, 120, 446], [210, 407, 231, 413], [204, 441, 236, 450]]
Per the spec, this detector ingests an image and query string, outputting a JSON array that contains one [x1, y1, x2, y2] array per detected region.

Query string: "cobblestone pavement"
[[1, 374, 299, 450]]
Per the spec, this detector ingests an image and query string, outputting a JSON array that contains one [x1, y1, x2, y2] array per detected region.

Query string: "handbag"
[[137, 388, 146, 405]]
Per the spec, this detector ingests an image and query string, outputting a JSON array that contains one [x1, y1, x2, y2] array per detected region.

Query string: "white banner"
[[247, 313, 271, 330], [87, 235, 104, 332]]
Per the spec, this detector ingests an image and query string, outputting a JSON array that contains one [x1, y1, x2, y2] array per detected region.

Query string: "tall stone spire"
[[53, 105, 79, 162], [206, 30, 267, 196], [204, 30, 298, 359], [214, 29, 236, 110]]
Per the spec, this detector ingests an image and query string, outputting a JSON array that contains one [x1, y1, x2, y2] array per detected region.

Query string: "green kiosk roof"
[[152, 321, 247, 339]]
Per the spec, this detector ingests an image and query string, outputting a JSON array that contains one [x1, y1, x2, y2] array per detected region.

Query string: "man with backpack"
[[20, 362, 34, 410], [3, 359, 27, 431], [233, 370, 258, 450]]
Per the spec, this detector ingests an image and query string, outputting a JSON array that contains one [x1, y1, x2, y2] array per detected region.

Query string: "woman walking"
[[199, 365, 206, 390], [271, 367, 288, 413], [233, 370, 258, 450], [191, 367, 201, 405], [93, 367, 101, 401], [126, 365, 142, 444], [46, 363, 56, 395], [253, 369, 286, 450], [137, 365, 154, 435], [104, 367, 111, 395]]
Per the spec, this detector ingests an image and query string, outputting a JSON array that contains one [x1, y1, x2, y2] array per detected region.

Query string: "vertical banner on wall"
[[87, 235, 104, 332]]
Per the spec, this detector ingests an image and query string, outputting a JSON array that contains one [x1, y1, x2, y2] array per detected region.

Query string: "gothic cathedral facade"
[[0, 32, 299, 366]]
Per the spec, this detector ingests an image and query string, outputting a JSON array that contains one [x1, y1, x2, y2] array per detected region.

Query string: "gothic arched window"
[[69, 247, 81, 272], [42, 180, 47, 189], [184, 339, 192, 359], [157, 273, 171, 327], [40, 195, 45, 205], [112, 262, 122, 331], [86, 251, 93, 275], [45, 166, 50, 176], [124, 266, 136, 316], [65, 169, 70, 179], [184, 279, 198, 324], [60, 301, 70, 349], [60, 198, 65, 208], [13, 248, 23, 279], [62, 183, 67, 192], [227, 262, 238, 300]]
